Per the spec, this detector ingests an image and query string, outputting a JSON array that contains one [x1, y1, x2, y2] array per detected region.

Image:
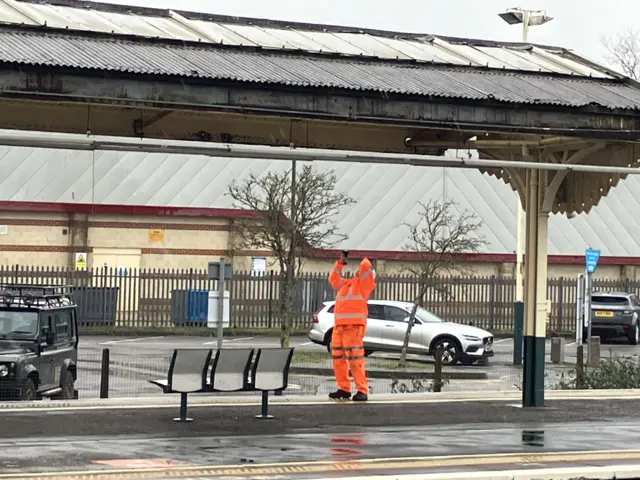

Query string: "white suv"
[[309, 300, 494, 365]]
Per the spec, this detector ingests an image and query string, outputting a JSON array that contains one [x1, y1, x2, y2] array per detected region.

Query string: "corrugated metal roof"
[[1, 29, 639, 109], [0, 0, 616, 78], [0, 145, 639, 256]]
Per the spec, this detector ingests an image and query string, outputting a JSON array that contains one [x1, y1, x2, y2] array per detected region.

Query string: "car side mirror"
[[45, 331, 55, 346]]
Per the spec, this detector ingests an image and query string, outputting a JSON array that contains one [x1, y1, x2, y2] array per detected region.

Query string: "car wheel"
[[628, 324, 639, 346], [433, 338, 460, 366], [21, 379, 37, 401], [60, 371, 75, 399], [325, 330, 333, 354]]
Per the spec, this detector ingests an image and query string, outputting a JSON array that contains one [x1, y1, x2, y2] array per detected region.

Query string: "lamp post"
[[498, 8, 553, 302]]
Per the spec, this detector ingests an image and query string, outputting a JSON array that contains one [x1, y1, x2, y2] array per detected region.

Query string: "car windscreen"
[[414, 307, 443, 323], [0, 311, 38, 338], [591, 296, 629, 306]]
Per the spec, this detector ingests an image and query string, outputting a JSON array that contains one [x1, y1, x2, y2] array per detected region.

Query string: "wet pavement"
[[3, 398, 640, 478]]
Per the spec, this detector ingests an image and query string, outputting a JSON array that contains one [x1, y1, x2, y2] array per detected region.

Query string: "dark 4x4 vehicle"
[[0, 284, 78, 401], [584, 292, 640, 345]]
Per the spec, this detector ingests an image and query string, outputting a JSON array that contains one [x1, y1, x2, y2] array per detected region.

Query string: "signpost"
[[584, 248, 600, 355], [208, 258, 233, 349], [575, 274, 585, 344]]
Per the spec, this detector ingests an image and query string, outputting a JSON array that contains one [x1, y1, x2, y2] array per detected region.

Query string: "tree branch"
[[227, 164, 355, 347], [398, 199, 487, 366], [602, 29, 640, 80]]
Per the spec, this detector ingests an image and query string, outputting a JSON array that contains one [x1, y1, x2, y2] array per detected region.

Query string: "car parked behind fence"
[[586, 291, 640, 345], [309, 299, 494, 365]]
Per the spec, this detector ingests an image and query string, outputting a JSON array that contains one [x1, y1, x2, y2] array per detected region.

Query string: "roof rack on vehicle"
[[0, 284, 74, 308]]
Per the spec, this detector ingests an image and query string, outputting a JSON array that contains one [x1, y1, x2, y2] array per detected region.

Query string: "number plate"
[[595, 311, 614, 317]]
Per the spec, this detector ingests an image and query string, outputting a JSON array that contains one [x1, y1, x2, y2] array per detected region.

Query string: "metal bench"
[[149, 347, 294, 422], [148, 348, 212, 422]]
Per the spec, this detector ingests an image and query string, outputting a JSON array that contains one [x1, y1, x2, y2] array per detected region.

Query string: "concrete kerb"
[[4, 389, 640, 412], [327, 464, 640, 480]]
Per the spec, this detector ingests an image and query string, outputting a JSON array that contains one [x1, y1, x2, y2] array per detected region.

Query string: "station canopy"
[[0, 0, 638, 214]]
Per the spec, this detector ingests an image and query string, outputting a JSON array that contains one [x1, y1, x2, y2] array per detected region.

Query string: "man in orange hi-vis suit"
[[327, 251, 376, 402]]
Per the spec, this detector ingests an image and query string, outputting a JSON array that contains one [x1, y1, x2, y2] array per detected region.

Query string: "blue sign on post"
[[585, 248, 601, 274]]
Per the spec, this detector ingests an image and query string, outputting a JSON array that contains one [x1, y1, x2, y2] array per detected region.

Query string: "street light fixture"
[[498, 8, 554, 302], [499, 8, 553, 42]]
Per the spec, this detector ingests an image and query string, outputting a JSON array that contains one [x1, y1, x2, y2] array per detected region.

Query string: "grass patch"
[[292, 350, 431, 371]]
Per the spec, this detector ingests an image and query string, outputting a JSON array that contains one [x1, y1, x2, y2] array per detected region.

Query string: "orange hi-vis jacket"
[[328, 258, 376, 326]]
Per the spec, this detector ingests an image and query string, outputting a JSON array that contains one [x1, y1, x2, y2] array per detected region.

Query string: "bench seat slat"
[[209, 348, 254, 392], [148, 379, 169, 393]]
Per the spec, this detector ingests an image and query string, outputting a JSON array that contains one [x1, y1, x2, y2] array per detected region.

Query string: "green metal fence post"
[[513, 300, 524, 365]]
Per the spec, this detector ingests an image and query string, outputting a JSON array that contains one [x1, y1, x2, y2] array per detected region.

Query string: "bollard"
[[513, 301, 524, 365], [550, 337, 565, 364], [433, 345, 444, 393], [588, 336, 601, 367], [100, 348, 110, 399], [576, 345, 585, 389]]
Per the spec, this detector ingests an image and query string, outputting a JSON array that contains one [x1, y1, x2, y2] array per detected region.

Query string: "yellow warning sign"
[[75, 253, 87, 270], [148, 228, 165, 242]]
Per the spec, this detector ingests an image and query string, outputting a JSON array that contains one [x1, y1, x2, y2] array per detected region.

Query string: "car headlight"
[[0, 365, 8, 377], [462, 335, 481, 342]]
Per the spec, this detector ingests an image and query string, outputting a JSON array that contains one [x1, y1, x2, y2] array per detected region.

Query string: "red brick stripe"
[[0, 218, 230, 231]]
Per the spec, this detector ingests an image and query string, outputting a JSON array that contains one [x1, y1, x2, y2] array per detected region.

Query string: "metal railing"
[[0, 265, 637, 332]]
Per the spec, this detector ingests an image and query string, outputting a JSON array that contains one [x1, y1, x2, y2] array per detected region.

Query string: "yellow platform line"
[[3, 448, 640, 480]]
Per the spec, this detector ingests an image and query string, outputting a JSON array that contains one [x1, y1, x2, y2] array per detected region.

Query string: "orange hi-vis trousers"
[[331, 324, 368, 394]]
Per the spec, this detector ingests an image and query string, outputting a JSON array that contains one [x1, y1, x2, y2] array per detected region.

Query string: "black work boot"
[[329, 389, 351, 400], [352, 391, 368, 402]]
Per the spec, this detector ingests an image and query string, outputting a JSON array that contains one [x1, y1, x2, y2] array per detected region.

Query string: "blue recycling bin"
[[171, 289, 208, 325]]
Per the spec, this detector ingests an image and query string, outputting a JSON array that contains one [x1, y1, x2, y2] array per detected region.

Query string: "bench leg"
[[255, 390, 274, 420], [173, 392, 194, 423]]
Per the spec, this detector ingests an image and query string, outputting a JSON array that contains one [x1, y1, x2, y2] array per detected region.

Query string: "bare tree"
[[228, 164, 354, 347], [602, 29, 640, 79], [398, 200, 486, 367]]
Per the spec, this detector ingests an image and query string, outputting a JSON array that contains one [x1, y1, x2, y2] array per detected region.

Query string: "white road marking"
[[565, 341, 577, 347], [494, 339, 510, 343], [300, 342, 312, 346], [203, 336, 255, 345], [100, 336, 165, 345]]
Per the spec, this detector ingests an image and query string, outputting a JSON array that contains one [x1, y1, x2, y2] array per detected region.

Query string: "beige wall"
[[0, 209, 637, 280]]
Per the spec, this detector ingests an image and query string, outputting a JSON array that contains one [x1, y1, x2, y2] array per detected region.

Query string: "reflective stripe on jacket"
[[328, 258, 376, 326]]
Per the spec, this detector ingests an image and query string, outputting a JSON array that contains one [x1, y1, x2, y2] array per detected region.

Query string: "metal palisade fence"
[[0, 265, 638, 333]]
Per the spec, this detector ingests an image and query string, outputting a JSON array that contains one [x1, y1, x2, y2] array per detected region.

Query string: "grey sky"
[[101, 0, 632, 72]]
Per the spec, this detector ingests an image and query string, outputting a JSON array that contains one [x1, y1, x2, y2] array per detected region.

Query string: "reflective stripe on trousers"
[[344, 344, 365, 360], [331, 345, 345, 359], [331, 344, 364, 360]]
